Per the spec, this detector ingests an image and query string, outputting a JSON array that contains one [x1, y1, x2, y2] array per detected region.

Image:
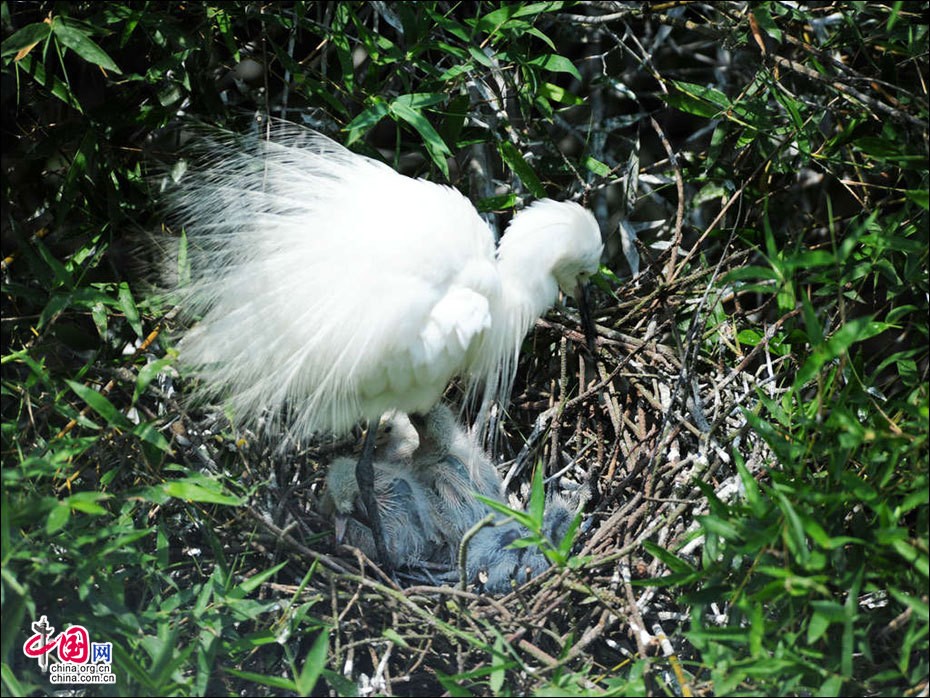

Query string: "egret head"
[[325, 456, 362, 541], [502, 199, 602, 296], [496, 199, 601, 352], [533, 200, 601, 353], [376, 411, 419, 461]]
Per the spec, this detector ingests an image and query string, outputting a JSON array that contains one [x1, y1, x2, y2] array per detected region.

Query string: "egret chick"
[[323, 456, 445, 568], [409, 405, 504, 541], [463, 492, 579, 593], [366, 405, 586, 591], [323, 435, 583, 592], [164, 124, 603, 564]]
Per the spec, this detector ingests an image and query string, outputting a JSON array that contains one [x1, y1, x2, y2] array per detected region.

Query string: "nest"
[[147, 234, 771, 696]]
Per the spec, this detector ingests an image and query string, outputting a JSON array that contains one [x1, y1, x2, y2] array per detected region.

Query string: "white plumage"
[[166, 125, 603, 440]]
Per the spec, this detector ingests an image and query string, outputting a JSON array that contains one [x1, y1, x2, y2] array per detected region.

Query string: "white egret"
[[164, 123, 603, 565]]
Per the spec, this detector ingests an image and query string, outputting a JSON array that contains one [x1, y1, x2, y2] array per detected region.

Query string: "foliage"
[[2, 1, 927, 696]]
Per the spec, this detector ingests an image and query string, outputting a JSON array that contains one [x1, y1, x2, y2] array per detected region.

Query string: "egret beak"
[[577, 281, 597, 355], [334, 514, 348, 544]]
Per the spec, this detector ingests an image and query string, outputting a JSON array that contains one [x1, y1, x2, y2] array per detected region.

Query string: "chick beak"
[[577, 281, 597, 355], [334, 514, 348, 544]]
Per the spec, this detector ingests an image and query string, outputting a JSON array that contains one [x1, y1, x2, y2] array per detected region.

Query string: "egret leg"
[[356, 419, 391, 568]]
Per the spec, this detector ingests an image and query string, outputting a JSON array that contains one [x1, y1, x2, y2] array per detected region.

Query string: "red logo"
[[22, 615, 115, 684], [57, 626, 90, 663]]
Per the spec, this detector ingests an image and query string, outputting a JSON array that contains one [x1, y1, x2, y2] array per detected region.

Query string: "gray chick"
[[323, 455, 446, 568], [409, 405, 584, 592], [323, 405, 585, 592], [463, 491, 579, 592]]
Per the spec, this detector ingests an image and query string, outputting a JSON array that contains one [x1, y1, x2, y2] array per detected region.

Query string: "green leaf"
[[133, 357, 174, 405], [528, 464, 545, 525], [642, 540, 696, 575], [222, 668, 296, 692], [160, 477, 244, 506], [66, 379, 131, 429], [527, 54, 582, 80], [663, 81, 730, 118], [46, 502, 71, 534], [792, 316, 890, 392], [345, 99, 390, 145], [393, 92, 447, 109], [475, 495, 535, 532], [51, 18, 122, 73], [511, 2, 567, 19], [539, 81, 583, 105], [132, 422, 172, 453], [118, 282, 143, 338], [490, 635, 506, 693], [905, 189, 929, 210], [239, 562, 288, 594], [751, 7, 783, 42], [64, 491, 112, 515], [34, 238, 73, 288], [296, 631, 329, 696], [733, 450, 765, 517], [498, 141, 547, 198], [472, 5, 518, 35], [722, 265, 781, 283], [774, 490, 808, 564], [583, 156, 612, 177], [476, 193, 518, 212], [9, 53, 83, 112], [91, 301, 108, 339], [38, 292, 73, 329], [1, 21, 51, 58], [808, 605, 837, 643], [389, 100, 451, 178]]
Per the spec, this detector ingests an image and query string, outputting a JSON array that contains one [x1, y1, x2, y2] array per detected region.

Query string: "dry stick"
[[653, 619, 695, 697], [559, 7, 638, 24], [562, 607, 617, 665], [649, 116, 685, 283], [247, 505, 383, 581], [495, 571, 633, 678], [770, 54, 926, 129], [505, 352, 625, 487], [404, 584, 514, 619], [636, 132, 797, 500], [588, 454, 714, 569], [506, 315, 664, 487], [711, 307, 802, 397], [249, 507, 537, 667], [619, 562, 651, 661]]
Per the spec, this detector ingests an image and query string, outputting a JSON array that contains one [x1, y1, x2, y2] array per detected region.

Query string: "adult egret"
[[164, 123, 603, 564]]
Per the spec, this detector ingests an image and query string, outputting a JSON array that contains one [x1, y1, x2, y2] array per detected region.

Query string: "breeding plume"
[[164, 123, 602, 563]]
